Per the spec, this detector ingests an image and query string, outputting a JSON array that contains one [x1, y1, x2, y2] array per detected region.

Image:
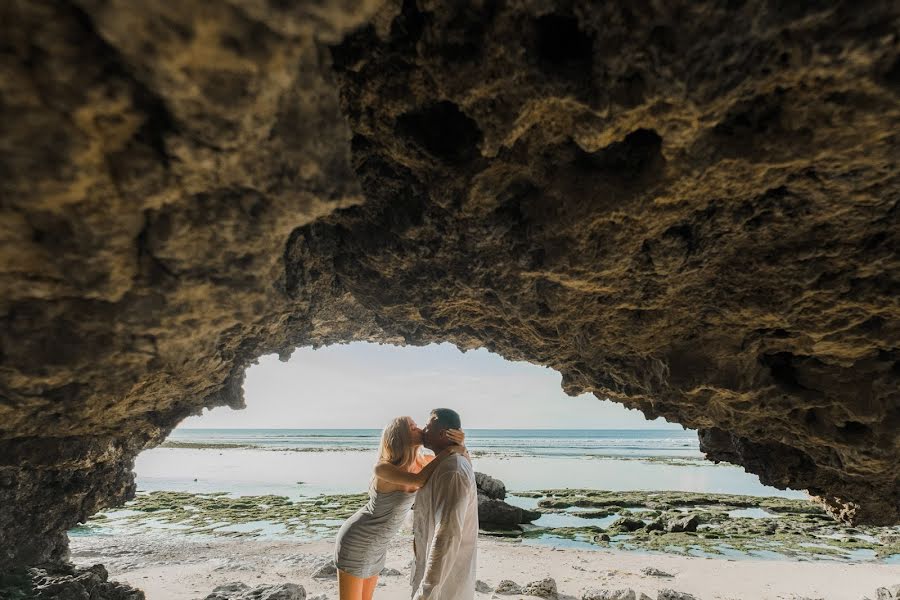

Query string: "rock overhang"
[[0, 0, 898, 570]]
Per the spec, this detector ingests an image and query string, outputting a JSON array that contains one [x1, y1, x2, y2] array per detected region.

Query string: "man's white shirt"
[[410, 453, 478, 600]]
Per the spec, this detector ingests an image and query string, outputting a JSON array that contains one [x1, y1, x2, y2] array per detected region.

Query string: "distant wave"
[[159, 441, 371, 452], [163, 429, 701, 460]]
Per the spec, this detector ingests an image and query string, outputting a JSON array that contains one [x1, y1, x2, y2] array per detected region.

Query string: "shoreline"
[[68, 533, 899, 600]]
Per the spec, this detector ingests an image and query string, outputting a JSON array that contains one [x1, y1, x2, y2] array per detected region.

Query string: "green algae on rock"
[[535, 489, 825, 512], [76, 489, 900, 562], [519, 490, 900, 561], [79, 491, 368, 538]]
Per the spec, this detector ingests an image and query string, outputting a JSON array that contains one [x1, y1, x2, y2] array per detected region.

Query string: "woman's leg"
[[338, 569, 364, 600], [361, 574, 379, 600]]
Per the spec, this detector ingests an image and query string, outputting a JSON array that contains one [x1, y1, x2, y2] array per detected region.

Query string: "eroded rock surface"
[[203, 582, 306, 600], [476, 471, 539, 528], [1, 0, 898, 570], [0, 563, 145, 600]]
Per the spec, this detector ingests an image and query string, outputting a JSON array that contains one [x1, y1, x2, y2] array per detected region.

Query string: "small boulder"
[[640, 567, 673, 577], [495, 580, 523, 595], [594, 533, 611, 542], [582, 589, 636, 600], [522, 577, 557, 599], [666, 515, 699, 533], [479, 495, 540, 527], [205, 583, 251, 599], [611, 517, 645, 532], [657, 590, 699, 600], [24, 564, 145, 600], [476, 580, 494, 593], [539, 499, 573, 509], [877, 585, 900, 600], [644, 520, 665, 533], [380, 568, 402, 577], [475, 472, 507, 500], [311, 560, 337, 579], [204, 582, 306, 600], [247, 584, 306, 600]]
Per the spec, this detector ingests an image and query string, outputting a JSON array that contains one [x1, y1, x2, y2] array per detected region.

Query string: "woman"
[[334, 416, 466, 600]]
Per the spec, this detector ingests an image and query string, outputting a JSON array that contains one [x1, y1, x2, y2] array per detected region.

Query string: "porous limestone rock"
[[495, 580, 523, 595], [1, 0, 899, 572], [611, 517, 646, 532], [0, 563, 145, 600], [311, 559, 337, 579], [658, 591, 699, 600], [522, 577, 558, 599], [666, 514, 700, 533], [877, 584, 900, 600], [640, 567, 674, 578], [203, 582, 306, 600], [582, 589, 636, 600]]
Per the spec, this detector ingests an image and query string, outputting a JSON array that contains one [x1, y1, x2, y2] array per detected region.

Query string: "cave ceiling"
[[0, 0, 898, 569]]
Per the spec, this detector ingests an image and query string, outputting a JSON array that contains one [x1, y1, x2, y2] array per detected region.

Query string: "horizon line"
[[174, 426, 689, 431]]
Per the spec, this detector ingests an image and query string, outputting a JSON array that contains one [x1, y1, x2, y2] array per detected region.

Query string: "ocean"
[[73, 428, 900, 563], [136, 428, 808, 499]]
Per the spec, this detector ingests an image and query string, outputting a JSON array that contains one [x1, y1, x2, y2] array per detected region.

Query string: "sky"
[[177, 342, 682, 430]]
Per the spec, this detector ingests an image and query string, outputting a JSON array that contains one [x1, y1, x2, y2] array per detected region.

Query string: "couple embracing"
[[334, 408, 478, 600]]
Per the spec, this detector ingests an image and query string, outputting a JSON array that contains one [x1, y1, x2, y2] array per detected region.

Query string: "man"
[[410, 408, 478, 600]]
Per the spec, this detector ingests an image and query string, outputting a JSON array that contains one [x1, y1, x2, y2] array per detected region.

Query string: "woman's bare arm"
[[375, 447, 463, 488]]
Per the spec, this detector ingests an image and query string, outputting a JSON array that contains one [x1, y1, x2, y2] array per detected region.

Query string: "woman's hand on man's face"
[[445, 428, 465, 444]]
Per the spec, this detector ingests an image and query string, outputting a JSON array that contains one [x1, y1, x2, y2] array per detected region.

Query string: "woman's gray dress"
[[334, 482, 417, 578]]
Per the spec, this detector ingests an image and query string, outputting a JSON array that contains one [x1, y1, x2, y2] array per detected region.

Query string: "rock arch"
[[1, 0, 898, 570]]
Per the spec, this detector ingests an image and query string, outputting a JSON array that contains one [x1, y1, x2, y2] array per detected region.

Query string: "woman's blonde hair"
[[377, 416, 418, 469]]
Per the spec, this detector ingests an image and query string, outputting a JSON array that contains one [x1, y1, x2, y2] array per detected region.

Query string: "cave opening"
[[56, 343, 900, 600], [4, 0, 900, 598]]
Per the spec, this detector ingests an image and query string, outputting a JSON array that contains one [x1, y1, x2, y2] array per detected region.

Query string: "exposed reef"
[[71, 488, 900, 562], [1, 0, 899, 570]]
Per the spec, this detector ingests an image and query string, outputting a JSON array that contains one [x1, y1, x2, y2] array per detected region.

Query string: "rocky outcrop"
[[203, 582, 306, 600], [875, 584, 900, 600], [495, 580, 523, 595], [522, 577, 558, 599], [476, 472, 540, 528], [0, 563, 145, 599], [1, 0, 899, 570], [611, 517, 646, 532], [475, 472, 506, 500], [666, 514, 699, 533]]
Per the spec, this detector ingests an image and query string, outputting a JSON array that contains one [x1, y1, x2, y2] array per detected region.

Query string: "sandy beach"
[[64, 440, 900, 600], [69, 532, 898, 600]]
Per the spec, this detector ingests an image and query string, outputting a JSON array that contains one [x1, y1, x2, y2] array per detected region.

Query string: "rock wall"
[[1, 0, 898, 569]]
